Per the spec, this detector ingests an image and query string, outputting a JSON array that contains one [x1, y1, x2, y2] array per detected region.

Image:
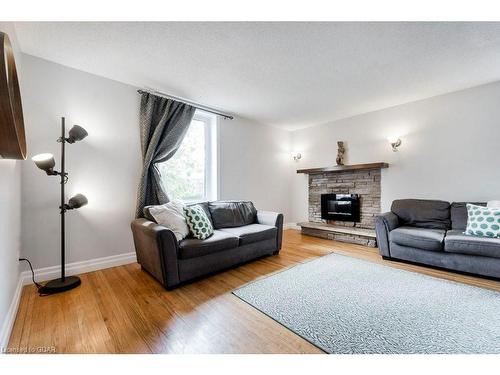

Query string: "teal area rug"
[[233, 253, 500, 354]]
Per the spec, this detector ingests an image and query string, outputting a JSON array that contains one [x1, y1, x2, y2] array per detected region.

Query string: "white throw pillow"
[[487, 201, 500, 208], [149, 200, 189, 241]]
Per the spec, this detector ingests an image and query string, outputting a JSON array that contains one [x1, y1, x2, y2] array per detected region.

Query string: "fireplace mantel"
[[297, 162, 388, 174]]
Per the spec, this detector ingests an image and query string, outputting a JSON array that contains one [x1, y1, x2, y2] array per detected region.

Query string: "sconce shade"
[[67, 125, 88, 143], [32, 153, 55, 172], [387, 136, 399, 144], [390, 138, 402, 152], [67, 194, 88, 209]]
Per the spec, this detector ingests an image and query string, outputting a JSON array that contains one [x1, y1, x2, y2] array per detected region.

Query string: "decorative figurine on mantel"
[[336, 141, 346, 165]]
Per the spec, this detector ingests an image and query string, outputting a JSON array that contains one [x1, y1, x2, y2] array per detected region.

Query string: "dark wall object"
[[0, 31, 26, 159]]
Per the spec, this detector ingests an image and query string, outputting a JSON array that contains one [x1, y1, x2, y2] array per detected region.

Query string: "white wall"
[[20, 54, 293, 270], [0, 22, 23, 346], [290, 81, 500, 223], [21, 54, 142, 269], [219, 117, 292, 220]]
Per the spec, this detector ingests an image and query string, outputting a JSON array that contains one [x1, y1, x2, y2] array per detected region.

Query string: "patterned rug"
[[233, 253, 500, 354]]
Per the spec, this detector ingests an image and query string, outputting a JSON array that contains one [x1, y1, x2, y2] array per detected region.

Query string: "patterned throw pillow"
[[465, 204, 500, 238], [184, 204, 214, 240]]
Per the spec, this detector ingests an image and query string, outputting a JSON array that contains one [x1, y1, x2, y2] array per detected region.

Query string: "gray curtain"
[[135, 92, 196, 218]]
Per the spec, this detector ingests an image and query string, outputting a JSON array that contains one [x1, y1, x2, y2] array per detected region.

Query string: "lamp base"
[[38, 276, 81, 295]]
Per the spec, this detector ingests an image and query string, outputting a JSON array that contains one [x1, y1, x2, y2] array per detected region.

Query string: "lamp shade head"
[[67, 194, 88, 209], [67, 125, 88, 143], [32, 153, 55, 172]]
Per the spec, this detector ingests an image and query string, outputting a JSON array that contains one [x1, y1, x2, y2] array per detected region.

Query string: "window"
[[158, 111, 217, 202]]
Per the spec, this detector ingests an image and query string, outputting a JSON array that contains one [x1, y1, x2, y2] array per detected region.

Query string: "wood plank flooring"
[[8, 230, 500, 353]]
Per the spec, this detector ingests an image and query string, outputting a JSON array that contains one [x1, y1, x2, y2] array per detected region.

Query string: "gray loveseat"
[[375, 199, 500, 279], [131, 200, 283, 289]]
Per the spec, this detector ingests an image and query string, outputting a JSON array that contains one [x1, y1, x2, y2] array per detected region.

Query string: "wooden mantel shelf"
[[296, 162, 389, 174]]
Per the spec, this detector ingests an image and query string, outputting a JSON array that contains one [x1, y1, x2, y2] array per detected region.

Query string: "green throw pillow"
[[465, 203, 500, 238], [184, 205, 214, 240]]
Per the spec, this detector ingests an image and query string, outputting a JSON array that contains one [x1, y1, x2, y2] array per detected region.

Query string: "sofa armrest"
[[131, 218, 180, 289], [375, 212, 399, 257], [257, 211, 284, 251]]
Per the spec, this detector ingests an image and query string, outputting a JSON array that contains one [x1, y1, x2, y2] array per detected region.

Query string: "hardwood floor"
[[8, 230, 500, 354]]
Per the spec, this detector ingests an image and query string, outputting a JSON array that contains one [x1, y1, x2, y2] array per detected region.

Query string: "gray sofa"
[[131, 200, 283, 289], [375, 199, 500, 279]]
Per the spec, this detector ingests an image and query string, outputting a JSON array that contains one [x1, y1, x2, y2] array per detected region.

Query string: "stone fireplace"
[[297, 163, 388, 247]]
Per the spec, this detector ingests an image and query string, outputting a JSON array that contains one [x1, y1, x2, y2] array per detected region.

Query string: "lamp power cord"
[[19, 258, 43, 291]]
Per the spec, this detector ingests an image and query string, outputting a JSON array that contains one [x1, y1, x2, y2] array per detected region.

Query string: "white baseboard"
[[21, 252, 137, 285], [0, 275, 24, 351], [283, 222, 300, 230]]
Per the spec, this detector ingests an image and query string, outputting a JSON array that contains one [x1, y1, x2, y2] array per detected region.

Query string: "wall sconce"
[[388, 136, 402, 152], [291, 152, 302, 161]]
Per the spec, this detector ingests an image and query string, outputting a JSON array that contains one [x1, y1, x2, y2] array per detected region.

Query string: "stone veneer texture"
[[308, 169, 381, 230]]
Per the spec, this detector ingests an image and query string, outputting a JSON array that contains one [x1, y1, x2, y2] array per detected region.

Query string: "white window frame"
[[176, 110, 218, 203]]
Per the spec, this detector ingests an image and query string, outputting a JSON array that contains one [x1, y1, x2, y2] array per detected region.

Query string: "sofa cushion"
[[178, 230, 239, 259], [220, 224, 277, 246], [450, 202, 486, 230], [389, 226, 446, 252], [391, 199, 451, 230], [445, 230, 500, 259], [208, 201, 257, 229]]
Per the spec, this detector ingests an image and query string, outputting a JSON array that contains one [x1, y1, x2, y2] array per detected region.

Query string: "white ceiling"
[[14, 22, 500, 130]]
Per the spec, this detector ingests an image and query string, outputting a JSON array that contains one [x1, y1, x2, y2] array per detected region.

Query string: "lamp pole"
[[61, 117, 66, 281], [35, 117, 88, 295]]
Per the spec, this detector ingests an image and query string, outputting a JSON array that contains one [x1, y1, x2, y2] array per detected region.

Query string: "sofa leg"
[[273, 250, 280, 255], [382, 256, 392, 260]]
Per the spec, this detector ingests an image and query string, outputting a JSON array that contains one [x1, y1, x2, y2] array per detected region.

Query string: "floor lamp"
[[32, 117, 88, 295]]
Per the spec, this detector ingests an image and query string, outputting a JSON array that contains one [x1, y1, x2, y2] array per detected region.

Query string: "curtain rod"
[[137, 89, 234, 120]]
